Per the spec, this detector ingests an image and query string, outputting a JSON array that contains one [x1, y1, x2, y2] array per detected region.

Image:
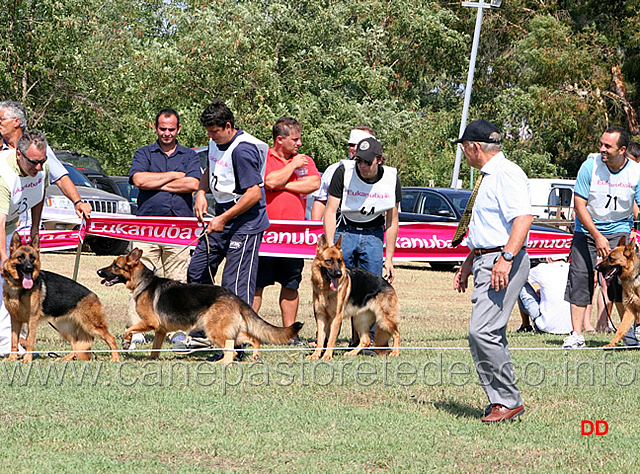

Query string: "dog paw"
[[122, 339, 131, 350], [305, 353, 320, 360]]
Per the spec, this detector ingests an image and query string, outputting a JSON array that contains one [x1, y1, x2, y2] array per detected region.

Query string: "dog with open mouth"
[[97, 247, 303, 360], [596, 236, 640, 348], [307, 234, 400, 360], [2, 232, 120, 362]]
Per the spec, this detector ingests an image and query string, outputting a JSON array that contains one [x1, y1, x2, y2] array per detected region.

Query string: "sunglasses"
[[355, 158, 375, 166], [20, 150, 47, 166]]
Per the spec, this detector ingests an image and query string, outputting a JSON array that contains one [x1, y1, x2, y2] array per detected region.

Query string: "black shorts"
[[607, 276, 624, 303], [565, 231, 628, 305], [256, 256, 304, 290]]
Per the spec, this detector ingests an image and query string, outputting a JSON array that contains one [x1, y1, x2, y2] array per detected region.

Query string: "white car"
[[41, 163, 132, 255]]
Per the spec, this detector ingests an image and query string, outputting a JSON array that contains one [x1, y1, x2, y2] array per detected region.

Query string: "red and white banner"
[[18, 229, 82, 252], [30, 215, 570, 261]]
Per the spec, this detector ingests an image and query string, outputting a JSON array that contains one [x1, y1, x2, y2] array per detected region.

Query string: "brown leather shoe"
[[481, 404, 525, 423]]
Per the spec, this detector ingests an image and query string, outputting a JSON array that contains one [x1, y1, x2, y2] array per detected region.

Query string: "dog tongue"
[[330, 278, 338, 291], [22, 274, 33, 289]]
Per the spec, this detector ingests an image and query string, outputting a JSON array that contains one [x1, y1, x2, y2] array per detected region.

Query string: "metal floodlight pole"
[[450, 0, 502, 189]]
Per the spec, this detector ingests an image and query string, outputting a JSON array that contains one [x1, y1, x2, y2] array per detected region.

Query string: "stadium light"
[[450, 0, 503, 189]]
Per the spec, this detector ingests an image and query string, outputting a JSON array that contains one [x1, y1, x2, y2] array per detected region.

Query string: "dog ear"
[[9, 232, 22, 253], [618, 236, 627, 247], [127, 248, 142, 264], [30, 233, 40, 251], [625, 237, 637, 255], [335, 235, 342, 250], [317, 234, 327, 253]]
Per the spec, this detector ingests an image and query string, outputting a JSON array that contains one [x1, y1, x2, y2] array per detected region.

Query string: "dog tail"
[[243, 307, 303, 344]]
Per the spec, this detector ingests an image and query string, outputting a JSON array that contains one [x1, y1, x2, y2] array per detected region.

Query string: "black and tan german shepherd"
[[307, 234, 400, 360], [3, 232, 120, 363], [596, 236, 640, 348], [97, 248, 303, 360]]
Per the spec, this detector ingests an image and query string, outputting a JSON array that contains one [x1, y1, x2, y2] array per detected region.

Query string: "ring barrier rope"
[[8, 342, 640, 358]]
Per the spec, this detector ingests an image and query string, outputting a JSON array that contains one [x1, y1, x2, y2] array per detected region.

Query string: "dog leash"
[[598, 274, 639, 343], [151, 232, 204, 276], [151, 213, 215, 277]]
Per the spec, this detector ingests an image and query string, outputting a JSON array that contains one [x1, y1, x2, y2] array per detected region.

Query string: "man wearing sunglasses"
[[0, 131, 51, 356], [323, 136, 401, 284], [0, 101, 92, 219], [310, 125, 374, 220]]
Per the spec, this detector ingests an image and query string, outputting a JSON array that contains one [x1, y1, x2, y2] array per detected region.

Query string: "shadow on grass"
[[427, 398, 483, 419]]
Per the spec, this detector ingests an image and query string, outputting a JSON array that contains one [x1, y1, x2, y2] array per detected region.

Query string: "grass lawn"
[[2, 251, 639, 472]]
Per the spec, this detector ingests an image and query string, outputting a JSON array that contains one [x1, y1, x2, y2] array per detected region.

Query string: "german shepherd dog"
[[307, 234, 400, 360], [3, 232, 121, 363], [97, 248, 303, 360], [596, 236, 640, 348]]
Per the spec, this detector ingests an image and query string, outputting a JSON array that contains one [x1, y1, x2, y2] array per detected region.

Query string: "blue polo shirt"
[[129, 141, 201, 217]]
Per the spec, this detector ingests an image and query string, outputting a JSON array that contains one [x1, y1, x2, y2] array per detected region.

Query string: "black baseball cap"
[[452, 119, 501, 144], [354, 137, 383, 163]]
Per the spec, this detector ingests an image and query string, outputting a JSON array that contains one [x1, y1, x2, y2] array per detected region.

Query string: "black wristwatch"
[[501, 251, 514, 262]]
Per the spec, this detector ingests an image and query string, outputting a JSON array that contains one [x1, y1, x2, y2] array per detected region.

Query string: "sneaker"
[[170, 331, 187, 345], [516, 324, 534, 333], [287, 337, 305, 346], [623, 324, 639, 347], [131, 333, 146, 345], [172, 336, 213, 354], [563, 332, 585, 349], [206, 344, 247, 362]]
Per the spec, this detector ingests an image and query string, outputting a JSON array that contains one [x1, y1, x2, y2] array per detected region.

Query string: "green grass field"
[[2, 251, 640, 472]]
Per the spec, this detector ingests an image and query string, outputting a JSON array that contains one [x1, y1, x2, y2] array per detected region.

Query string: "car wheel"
[[87, 237, 130, 255], [429, 262, 457, 272]]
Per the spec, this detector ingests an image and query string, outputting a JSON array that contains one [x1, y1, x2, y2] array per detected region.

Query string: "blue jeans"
[[518, 282, 541, 322], [335, 225, 384, 275]]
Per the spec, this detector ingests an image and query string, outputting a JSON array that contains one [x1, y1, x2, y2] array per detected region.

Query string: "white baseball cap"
[[348, 129, 373, 146]]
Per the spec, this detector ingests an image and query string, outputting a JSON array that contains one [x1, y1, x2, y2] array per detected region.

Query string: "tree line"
[[2, 0, 639, 185]]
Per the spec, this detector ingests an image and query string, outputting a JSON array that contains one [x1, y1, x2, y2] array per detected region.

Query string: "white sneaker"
[[131, 333, 146, 344], [563, 332, 585, 349]]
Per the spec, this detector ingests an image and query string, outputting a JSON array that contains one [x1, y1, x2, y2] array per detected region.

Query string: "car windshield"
[[449, 195, 470, 214], [116, 181, 139, 201], [63, 164, 93, 187], [435, 189, 470, 215], [55, 151, 104, 173]]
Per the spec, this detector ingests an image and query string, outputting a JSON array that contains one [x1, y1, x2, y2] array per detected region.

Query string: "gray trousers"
[[469, 249, 529, 408]]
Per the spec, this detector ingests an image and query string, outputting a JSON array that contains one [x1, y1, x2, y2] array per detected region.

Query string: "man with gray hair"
[[453, 119, 533, 423], [0, 101, 92, 219], [0, 131, 51, 356]]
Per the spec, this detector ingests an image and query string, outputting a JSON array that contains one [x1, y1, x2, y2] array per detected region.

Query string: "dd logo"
[[581, 420, 608, 436]]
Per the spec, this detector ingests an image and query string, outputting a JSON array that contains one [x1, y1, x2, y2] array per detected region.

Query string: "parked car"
[[110, 176, 139, 214], [193, 145, 215, 214], [54, 150, 123, 195], [399, 186, 569, 271], [43, 160, 132, 255], [194, 145, 208, 175], [53, 150, 105, 173]]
